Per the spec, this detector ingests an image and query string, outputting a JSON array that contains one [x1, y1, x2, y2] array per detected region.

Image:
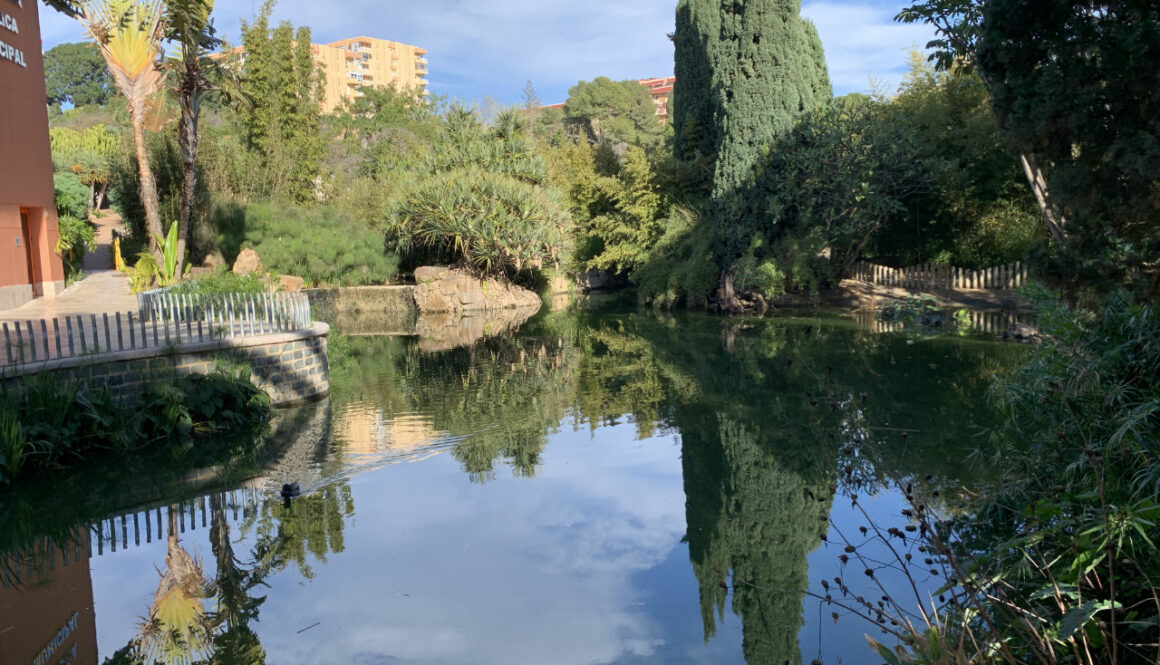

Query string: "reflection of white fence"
[[849, 261, 1030, 290], [87, 487, 263, 557], [1, 292, 311, 367], [1, 488, 265, 587], [858, 310, 1030, 336]]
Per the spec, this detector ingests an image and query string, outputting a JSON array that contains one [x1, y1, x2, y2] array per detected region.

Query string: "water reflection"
[[0, 308, 1027, 665]]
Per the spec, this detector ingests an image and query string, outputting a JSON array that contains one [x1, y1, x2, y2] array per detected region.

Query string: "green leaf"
[[1059, 600, 1118, 640]]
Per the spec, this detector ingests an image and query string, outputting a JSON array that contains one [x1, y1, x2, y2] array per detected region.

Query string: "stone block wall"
[[2, 324, 330, 406]]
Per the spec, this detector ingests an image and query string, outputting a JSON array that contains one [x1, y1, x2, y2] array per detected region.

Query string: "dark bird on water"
[[281, 482, 301, 499]]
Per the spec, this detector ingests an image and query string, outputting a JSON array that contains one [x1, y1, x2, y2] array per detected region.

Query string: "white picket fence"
[[848, 261, 1030, 290], [1, 291, 311, 367], [858, 309, 1030, 336]]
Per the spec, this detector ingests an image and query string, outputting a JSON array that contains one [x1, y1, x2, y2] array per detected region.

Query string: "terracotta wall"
[[0, 530, 99, 665], [0, 0, 65, 309]]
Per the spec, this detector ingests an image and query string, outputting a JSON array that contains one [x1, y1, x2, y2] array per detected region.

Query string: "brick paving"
[[0, 211, 136, 322]]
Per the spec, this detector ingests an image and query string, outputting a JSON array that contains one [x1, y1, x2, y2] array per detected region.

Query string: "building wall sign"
[[0, 8, 24, 68], [0, 38, 26, 67]]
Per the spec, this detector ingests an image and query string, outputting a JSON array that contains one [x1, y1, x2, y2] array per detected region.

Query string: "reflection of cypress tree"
[[207, 494, 269, 665], [409, 338, 577, 483], [683, 415, 832, 665], [249, 483, 355, 579]]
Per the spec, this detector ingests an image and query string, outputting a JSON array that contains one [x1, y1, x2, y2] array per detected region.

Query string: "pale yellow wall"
[[315, 37, 428, 113]]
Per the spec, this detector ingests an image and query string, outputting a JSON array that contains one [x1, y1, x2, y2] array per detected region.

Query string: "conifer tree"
[[673, 0, 831, 198], [672, 0, 831, 307]]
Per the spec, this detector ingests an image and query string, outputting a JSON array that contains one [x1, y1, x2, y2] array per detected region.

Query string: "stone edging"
[[1, 323, 330, 406], [1, 323, 330, 377]]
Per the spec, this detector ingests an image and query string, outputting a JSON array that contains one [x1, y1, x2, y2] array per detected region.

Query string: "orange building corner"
[[0, 0, 66, 310]]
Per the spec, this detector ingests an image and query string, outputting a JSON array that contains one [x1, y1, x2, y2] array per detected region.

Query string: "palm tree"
[[133, 507, 213, 665], [76, 0, 167, 264], [165, 0, 220, 279]]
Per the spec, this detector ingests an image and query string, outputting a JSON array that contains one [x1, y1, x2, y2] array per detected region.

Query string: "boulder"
[[578, 269, 630, 292], [279, 275, 306, 292], [412, 266, 541, 314], [415, 307, 538, 351], [1002, 322, 1041, 343], [232, 248, 261, 275], [202, 253, 224, 272]]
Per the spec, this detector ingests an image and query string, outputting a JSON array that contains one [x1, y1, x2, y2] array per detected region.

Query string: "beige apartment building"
[[313, 36, 428, 112], [222, 35, 428, 113]]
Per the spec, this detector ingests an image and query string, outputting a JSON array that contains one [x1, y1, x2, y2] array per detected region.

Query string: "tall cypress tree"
[[674, 0, 830, 199], [673, 0, 831, 306]]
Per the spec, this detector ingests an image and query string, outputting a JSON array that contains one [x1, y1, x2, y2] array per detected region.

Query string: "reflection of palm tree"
[[206, 493, 268, 665], [135, 508, 212, 665]]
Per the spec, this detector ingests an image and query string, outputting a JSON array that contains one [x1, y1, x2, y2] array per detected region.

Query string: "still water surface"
[[0, 308, 1028, 665]]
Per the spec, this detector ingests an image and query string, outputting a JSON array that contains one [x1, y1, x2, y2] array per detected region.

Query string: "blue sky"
[[38, 0, 936, 106]]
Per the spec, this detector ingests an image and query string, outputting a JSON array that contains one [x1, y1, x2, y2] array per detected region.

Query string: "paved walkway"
[[0, 211, 137, 323]]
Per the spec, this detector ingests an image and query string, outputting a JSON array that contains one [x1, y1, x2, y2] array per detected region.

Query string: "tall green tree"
[[672, 0, 831, 308], [673, 0, 830, 195], [563, 77, 666, 151], [43, 41, 115, 108], [166, 0, 227, 279], [896, 0, 1065, 243], [76, 0, 168, 264], [975, 0, 1160, 297], [237, 1, 323, 202]]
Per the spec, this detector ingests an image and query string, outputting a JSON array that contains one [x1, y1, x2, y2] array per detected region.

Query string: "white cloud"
[[38, 1, 933, 104], [803, 1, 937, 95]]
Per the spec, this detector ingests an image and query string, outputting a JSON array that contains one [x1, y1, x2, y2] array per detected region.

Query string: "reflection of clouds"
[[255, 421, 687, 665]]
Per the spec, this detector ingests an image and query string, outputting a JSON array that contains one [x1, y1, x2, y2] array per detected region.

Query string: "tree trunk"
[[131, 102, 164, 265], [1019, 153, 1065, 242], [715, 269, 742, 313], [176, 82, 201, 281]]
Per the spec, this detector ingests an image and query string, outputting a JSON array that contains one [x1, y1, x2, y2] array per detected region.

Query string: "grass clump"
[[215, 202, 400, 287], [169, 271, 268, 295]]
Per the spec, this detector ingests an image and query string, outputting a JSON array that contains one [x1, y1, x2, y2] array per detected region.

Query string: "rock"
[[414, 266, 453, 283], [415, 307, 539, 351], [412, 266, 541, 314], [187, 265, 215, 279], [232, 248, 262, 275], [578, 269, 630, 292], [202, 253, 224, 272], [1002, 322, 1041, 343], [279, 274, 306, 292]]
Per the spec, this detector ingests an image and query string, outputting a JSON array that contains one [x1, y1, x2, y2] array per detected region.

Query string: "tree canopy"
[[563, 77, 666, 151], [43, 41, 115, 108]]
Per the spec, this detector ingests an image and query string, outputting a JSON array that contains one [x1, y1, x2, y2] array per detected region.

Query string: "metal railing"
[[1, 292, 312, 367]]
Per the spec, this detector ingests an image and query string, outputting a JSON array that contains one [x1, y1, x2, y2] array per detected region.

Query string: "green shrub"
[[53, 171, 90, 219], [632, 206, 719, 308], [876, 289, 1160, 665], [0, 369, 270, 486], [170, 271, 267, 295], [54, 214, 96, 283], [215, 202, 400, 286], [386, 166, 571, 276]]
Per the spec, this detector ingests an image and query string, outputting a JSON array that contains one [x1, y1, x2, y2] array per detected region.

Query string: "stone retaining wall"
[[307, 286, 416, 319], [1, 324, 330, 406]]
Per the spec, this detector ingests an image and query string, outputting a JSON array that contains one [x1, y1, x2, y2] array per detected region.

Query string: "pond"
[[0, 306, 1029, 665]]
